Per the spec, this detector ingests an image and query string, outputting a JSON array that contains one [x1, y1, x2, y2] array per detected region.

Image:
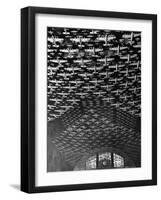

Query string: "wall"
[[47, 138, 73, 171], [0, 0, 160, 199]]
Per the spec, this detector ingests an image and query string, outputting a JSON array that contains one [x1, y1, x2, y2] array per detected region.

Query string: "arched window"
[[86, 152, 124, 170], [74, 148, 135, 171]]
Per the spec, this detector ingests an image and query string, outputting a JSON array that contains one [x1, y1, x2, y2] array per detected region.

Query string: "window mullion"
[[111, 152, 114, 168], [96, 152, 99, 169]]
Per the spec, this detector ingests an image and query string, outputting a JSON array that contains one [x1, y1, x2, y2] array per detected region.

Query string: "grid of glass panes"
[[85, 152, 124, 169], [86, 155, 96, 169], [113, 153, 124, 168], [99, 152, 112, 168], [99, 152, 111, 161]]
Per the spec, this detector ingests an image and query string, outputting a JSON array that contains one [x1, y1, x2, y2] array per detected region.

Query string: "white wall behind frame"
[[35, 14, 152, 187], [0, 0, 160, 200]]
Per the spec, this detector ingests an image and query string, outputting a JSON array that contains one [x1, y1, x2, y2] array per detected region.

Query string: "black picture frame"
[[21, 6, 157, 193]]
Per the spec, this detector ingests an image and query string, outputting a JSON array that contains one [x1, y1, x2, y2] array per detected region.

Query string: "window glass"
[[85, 152, 124, 169], [86, 155, 96, 169], [113, 153, 124, 168]]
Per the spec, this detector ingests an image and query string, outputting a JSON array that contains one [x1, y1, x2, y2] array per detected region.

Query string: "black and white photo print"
[[47, 27, 141, 172]]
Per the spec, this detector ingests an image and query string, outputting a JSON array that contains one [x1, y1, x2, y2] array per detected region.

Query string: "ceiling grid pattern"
[[47, 27, 141, 168]]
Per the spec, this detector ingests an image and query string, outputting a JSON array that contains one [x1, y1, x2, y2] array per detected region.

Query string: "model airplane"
[[89, 79, 104, 86], [48, 36, 64, 44], [50, 59, 67, 64], [50, 98, 62, 103]]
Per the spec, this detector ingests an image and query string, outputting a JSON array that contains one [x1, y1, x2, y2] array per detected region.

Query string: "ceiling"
[[47, 27, 141, 168]]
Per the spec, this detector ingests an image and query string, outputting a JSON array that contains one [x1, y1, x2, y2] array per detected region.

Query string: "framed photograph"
[[21, 6, 157, 193]]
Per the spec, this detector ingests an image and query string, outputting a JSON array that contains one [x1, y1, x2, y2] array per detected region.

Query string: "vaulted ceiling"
[[47, 27, 141, 168], [48, 98, 141, 167]]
